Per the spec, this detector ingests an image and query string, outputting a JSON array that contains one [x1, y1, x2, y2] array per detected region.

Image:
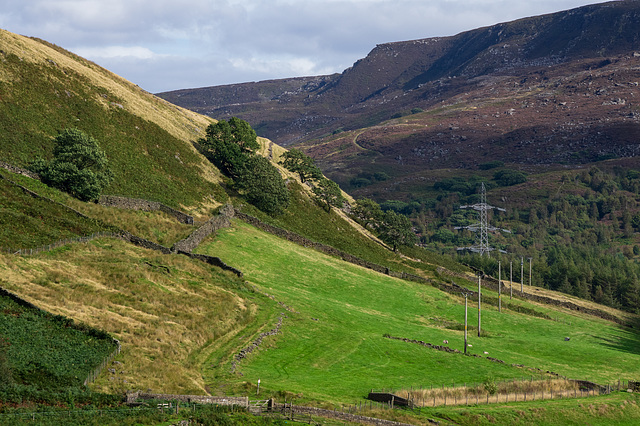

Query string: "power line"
[[456, 182, 510, 256]]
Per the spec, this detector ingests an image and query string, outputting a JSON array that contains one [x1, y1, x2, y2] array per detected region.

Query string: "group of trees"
[[351, 198, 416, 251], [279, 148, 345, 212], [404, 166, 640, 313], [201, 118, 349, 216], [200, 117, 290, 215]]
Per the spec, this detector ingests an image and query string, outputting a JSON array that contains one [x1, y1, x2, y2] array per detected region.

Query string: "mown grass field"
[[198, 220, 640, 409]]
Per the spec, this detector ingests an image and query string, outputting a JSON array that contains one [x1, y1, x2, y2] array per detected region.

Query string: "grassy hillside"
[[0, 292, 117, 391], [0, 29, 224, 210], [197, 220, 640, 405], [2, 26, 640, 425]]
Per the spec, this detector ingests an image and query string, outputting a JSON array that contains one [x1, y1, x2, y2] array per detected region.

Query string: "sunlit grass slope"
[[198, 220, 640, 405], [0, 29, 224, 210], [0, 238, 262, 395]]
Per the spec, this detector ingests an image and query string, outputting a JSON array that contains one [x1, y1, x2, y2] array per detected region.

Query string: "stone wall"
[[235, 210, 390, 275], [126, 391, 248, 407], [180, 252, 243, 277], [119, 231, 173, 255], [438, 267, 628, 326], [172, 204, 234, 253], [0, 161, 40, 180], [99, 195, 194, 225]]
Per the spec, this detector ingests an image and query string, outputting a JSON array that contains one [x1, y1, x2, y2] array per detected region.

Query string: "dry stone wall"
[[180, 252, 243, 277], [0, 161, 40, 180], [172, 204, 234, 253], [438, 267, 629, 326], [99, 195, 194, 225], [235, 210, 390, 274]]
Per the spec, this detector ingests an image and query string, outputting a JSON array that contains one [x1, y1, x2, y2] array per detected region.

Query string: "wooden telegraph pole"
[[520, 257, 524, 295], [529, 257, 533, 288], [463, 293, 468, 354], [510, 261, 513, 300], [498, 261, 502, 313], [478, 273, 482, 337]]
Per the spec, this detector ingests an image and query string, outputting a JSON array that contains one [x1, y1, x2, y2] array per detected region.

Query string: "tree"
[[352, 198, 384, 230], [379, 210, 416, 252], [312, 178, 345, 212], [30, 128, 113, 201], [494, 169, 527, 186], [200, 117, 259, 178], [237, 156, 290, 215], [279, 148, 322, 183]]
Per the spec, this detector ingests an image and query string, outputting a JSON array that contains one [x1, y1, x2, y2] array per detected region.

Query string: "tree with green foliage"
[[379, 210, 416, 252], [200, 117, 259, 178], [237, 155, 290, 215], [313, 178, 345, 212], [279, 148, 322, 183], [493, 169, 527, 186], [200, 117, 290, 215], [352, 198, 384, 230], [30, 128, 113, 202]]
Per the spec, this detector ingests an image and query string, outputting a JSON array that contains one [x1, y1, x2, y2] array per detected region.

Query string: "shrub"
[[30, 128, 113, 201]]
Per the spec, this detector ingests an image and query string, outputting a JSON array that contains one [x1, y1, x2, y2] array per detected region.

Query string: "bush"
[[30, 128, 113, 201], [493, 169, 527, 186]]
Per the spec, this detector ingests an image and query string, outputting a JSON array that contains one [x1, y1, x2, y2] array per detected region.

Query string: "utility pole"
[[498, 261, 502, 313], [463, 293, 468, 354], [510, 261, 513, 300], [520, 257, 524, 295], [478, 273, 482, 337], [529, 257, 533, 288]]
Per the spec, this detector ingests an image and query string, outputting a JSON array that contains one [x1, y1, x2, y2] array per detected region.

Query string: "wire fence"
[[368, 376, 636, 409], [84, 339, 122, 386]]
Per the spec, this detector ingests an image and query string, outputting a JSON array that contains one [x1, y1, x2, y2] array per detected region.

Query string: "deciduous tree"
[[279, 148, 322, 183], [30, 128, 113, 202]]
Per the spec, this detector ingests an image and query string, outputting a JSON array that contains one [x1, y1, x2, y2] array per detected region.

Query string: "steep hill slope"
[[0, 29, 222, 211], [158, 0, 640, 197]]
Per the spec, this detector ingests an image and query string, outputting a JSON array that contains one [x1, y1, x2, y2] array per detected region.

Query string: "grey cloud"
[[0, 0, 606, 92]]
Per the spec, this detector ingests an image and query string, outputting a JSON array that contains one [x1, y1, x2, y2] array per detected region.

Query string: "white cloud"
[[0, 0, 608, 92]]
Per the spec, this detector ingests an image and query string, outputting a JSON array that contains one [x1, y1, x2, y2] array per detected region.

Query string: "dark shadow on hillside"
[[591, 317, 640, 356]]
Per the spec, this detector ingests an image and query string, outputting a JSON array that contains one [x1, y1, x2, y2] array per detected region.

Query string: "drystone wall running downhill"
[[231, 313, 287, 373], [172, 204, 234, 253], [179, 251, 243, 277], [234, 210, 434, 285], [99, 195, 194, 225]]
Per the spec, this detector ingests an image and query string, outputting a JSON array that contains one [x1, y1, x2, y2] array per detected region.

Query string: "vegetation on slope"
[[0, 235, 258, 395], [0, 29, 224, 210], [0, 293, 116, 390], [197, 220, 640, 407], [0, 171, 109, 250]]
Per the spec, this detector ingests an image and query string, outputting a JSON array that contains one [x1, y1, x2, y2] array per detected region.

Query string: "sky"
[[0, 0, 609, 93]]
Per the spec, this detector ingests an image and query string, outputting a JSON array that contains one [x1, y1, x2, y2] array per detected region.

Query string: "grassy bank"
[[196, 220, 640, 408]]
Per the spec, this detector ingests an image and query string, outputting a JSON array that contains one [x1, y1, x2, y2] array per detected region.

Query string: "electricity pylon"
[[456, 182, 510, 256]]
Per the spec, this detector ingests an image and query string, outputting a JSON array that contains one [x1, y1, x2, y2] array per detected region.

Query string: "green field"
[[197, 220, 640, 409]]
